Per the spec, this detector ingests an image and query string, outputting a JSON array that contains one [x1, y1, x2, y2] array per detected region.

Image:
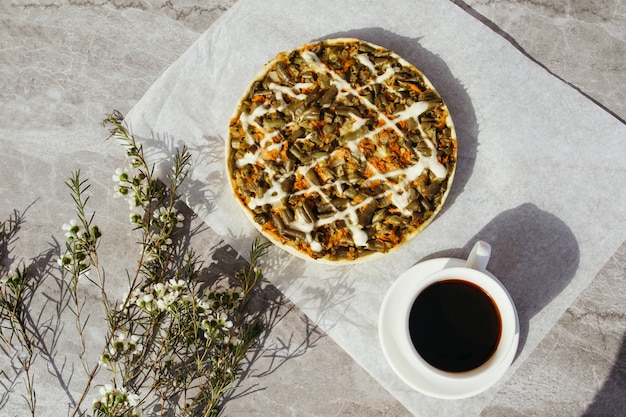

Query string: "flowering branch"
[[87, 112, 269, 416], [1, 111, 271, 417]]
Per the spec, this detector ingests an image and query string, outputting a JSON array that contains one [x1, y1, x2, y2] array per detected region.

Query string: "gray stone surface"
[[1, 0, 625, 416], [0, 1, 410, 415], [456, 0, 626, 121], [481, 242, 626, 417]]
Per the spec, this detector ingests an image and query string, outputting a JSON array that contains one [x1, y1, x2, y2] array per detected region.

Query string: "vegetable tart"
[[227, 38, 457, 262]]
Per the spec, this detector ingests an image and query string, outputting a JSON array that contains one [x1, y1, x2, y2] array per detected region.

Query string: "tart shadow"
[[314, 28, 479, 216], [418, 202, 580, 357]]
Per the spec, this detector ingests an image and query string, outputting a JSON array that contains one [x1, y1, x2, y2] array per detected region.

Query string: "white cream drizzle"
[[239, 103, 269, 145], [375, 66, 396, 84], [235, 47, 450, 251], [357, 53, 376, 73], [269, 82, 311, 101], [259, 131, 280, 148], [246, 166, 288, 210], [235, 149, 260, 168]]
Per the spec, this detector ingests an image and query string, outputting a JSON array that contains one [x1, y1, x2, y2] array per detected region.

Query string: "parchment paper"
[[125, 0, 626, 415]]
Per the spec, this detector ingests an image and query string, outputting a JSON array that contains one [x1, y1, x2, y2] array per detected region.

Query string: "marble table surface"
[[1, 1, 624, 416]]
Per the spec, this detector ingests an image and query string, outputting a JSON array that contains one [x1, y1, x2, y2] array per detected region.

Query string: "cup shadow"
[[420, 202, 580, 354]]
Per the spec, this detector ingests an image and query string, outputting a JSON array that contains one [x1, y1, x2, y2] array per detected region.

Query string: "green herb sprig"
[[0, 111, 271, 417]]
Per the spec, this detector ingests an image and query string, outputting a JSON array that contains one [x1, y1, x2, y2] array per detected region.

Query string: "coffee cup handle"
[[465, 240, 491, 272]]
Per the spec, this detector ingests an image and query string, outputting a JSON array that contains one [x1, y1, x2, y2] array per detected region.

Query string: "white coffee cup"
[[402, 241, 519, 387]]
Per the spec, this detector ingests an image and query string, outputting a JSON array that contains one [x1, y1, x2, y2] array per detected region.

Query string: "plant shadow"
[[138, 205, 328, 416], [131, 129, 225, 222], [0, 207, 76, 411], [201, 239, 352, 409], [1, 199, 306, 417]]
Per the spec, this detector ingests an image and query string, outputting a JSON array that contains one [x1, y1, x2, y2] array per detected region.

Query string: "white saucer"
[[378, 257, 519, 399]]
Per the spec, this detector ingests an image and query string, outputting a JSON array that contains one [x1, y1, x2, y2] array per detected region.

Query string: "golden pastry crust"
[[227, 38, 457, 262]]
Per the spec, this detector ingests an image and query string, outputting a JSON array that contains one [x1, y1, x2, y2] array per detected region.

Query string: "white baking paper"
[[125, 0, 626, 415]]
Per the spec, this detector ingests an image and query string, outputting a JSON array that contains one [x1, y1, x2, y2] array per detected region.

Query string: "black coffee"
[[408, 279, 501, 373]]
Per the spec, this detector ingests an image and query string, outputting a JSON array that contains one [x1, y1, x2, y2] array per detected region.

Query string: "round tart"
[[227, 38, 457, 262]]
